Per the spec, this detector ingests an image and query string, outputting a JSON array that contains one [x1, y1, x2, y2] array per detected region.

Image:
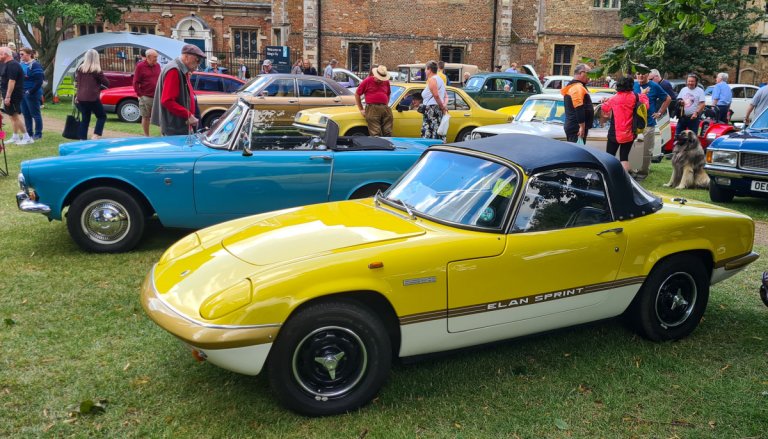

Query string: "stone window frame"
[[347, 41, 374, 74], [231, 27, 261, 59], [552, 44, 576, 76], [77, 24, 104, 36], [591, 0, 621, 9], [128, 23, 157, 35], [439, 44, 466, 64]]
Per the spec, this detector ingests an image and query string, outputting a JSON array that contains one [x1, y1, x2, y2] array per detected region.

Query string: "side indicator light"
[[368, 262, 384, 269], [191, 349, 207, 362]]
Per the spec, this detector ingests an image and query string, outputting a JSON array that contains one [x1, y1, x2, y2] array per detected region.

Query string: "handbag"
[[62, 106, 80, 140], [437, 113, 451, 137]]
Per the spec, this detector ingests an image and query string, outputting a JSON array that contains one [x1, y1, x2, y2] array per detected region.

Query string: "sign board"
[[265, 46, 290, 73]]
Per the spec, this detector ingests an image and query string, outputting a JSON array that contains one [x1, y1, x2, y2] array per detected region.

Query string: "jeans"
[[77, 100, 107, 140], [21, 89, 43, 138], [716, 104, 730, 123], [677, 114, 701, 135]]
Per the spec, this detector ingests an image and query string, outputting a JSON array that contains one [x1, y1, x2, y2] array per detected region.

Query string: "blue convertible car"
[[16, 100, 439, 252]]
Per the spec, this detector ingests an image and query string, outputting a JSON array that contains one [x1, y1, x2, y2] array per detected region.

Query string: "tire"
[[629, 255, 709, 341], [116, 99, 141, 123], [709, 182, 735, 203], [267, 301, 391, 416], [760, 272, 768, 308], [202, 111, 224, 130], [455, 127, 476, 142], [66, 187, 145, 253], [350, 183, 389, 199], [345, 127, 369, 136]]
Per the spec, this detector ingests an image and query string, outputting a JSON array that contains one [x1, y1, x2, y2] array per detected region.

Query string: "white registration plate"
[[751, 180, 768, 193]]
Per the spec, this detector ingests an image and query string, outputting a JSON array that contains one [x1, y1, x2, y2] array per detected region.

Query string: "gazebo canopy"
[[53, 32, 187, 96]]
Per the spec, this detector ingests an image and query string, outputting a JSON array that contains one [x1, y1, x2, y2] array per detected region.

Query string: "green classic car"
[[463, 72, 543, 110]]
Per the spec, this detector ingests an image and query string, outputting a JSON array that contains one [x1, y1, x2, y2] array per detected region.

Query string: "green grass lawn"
[[44, 97, 162, 137], [0, 133, 766, 437]]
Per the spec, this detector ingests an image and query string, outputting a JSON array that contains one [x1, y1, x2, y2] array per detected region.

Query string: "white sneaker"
[[5, 134, 19, 144], [16, 136, 34, 145]]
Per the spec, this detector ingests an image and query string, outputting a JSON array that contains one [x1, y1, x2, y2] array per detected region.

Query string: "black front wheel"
[[267, 301, 391, 416], [760, 272, 768, 308], [66, 187, 145, 253], [116, 99, 141, 123], [629, 255, 709, 341], [709, 182, 735, 203], [455, 127, 476, 142]]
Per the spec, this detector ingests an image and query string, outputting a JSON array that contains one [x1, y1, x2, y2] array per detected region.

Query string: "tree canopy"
[[2, 0, 148, 95], [593, 0, 762, 79]]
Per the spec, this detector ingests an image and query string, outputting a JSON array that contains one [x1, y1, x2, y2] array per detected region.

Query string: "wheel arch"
[[641, 249, 714, 288], [348, 182, 390, 199], [62, 178, 155, 218], [273, 290, 402, 360], [343, 125, 369, 136]]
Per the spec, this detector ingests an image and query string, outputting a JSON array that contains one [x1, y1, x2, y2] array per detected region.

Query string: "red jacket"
[[133, 61, 160, 98], [602, 91, 649, 144]]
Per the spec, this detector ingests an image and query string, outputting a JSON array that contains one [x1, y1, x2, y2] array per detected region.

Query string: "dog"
[[664, 129, 710, 189]]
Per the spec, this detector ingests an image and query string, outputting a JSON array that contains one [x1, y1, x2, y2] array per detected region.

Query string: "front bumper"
[[711, 251, 760, 284], [705, 165, 768, 197], [16, 191, 51, 214], [140, 267, 280, 375]]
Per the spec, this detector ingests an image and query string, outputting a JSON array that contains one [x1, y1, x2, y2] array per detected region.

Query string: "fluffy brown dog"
[[664, 129, 710, 189]]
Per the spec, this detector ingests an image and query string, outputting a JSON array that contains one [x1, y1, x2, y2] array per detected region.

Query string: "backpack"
[[632, 92, 648, 134]]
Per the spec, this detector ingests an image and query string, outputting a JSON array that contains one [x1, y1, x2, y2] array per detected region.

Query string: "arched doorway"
[[172, 16, 212, 57], [740, 68, 758, 85]]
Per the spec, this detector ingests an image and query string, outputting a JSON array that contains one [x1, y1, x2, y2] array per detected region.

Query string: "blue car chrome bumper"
[[16, 191, 51, 214]]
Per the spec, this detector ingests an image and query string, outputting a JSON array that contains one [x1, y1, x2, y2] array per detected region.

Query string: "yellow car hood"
[[296, 106, 362, 124], [222, 200, 426, 265]]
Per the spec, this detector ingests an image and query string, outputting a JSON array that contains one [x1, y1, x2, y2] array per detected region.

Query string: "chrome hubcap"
[[655, 271, 697, 328], [292, 326, 367, 399], [122, 104, 140, 122], [80, 199, 131, 244]]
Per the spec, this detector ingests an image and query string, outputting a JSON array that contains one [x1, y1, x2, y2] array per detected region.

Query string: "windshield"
[[385, 150, 519, 229], [204, 100, 247, 147], [389, 86, 406, 106], [515, 99, 564, 123], [236, 75, 271, 94], [749, 106, 768, 129], [465, 77, 484, 90]]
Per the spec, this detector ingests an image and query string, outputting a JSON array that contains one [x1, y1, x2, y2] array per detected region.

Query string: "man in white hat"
[[354, 65, 392, 136], [204, 56, 223, 73], [261, 59, 276, 74]]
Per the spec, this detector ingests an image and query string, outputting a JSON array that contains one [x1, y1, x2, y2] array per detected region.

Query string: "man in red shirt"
[[355, 65, 392, 136], [133, 49, 160, 136], [150, 44, 204, 136]]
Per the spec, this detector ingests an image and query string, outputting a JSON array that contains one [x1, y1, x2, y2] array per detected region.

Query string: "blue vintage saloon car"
[[705, 109, 768, 202], [16, 100, 439, 252]]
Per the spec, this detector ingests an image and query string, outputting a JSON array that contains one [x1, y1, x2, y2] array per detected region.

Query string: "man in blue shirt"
[[634, 71, 672, 180], [203, 56, 224, 73], [712, 72, 732, 123]]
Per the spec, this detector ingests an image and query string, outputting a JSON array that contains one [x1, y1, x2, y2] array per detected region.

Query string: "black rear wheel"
[[345, 127, 369, 136], [350, 183, 389, 199], [455, 127, 476, 142], [628, 255, 709, 341]]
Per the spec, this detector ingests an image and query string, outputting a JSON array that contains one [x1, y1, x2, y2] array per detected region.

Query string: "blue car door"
[[193, 147, 334, 220]]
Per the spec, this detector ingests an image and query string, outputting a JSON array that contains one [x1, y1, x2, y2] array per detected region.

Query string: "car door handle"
[[288, 99, 298, 103], [333, 98, 342, 103], [463, 113, 471, 117], [597, 227, 623, 236], [310, 155, 333, 161]]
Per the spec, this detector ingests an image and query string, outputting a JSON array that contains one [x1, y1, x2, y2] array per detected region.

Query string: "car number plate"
[[752, 180, 768, 193]]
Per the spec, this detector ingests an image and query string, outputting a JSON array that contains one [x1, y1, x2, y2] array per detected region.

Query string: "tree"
[[592, 0, 761, 79], [2, 0, 148, 96], [619, 0, 762, 79]]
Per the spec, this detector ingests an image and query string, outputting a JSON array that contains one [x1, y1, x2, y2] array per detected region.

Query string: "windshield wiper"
[[375, 190, 416, 219]]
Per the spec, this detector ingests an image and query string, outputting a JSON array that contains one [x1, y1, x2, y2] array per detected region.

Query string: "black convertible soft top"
[[446, 134, 662, 220]]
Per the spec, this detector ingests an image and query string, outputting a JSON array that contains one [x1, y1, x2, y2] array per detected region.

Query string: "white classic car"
[[470, 94, 670, 172], [704, 83, 759, 122]]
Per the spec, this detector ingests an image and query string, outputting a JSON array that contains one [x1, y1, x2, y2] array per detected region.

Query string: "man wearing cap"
[[323, 59, 337, 79], [355, 65, 392, 137], [204, 56, 224, 73], [261, 59, 277, 74], [133, 49, 160, 136], [151, 44, 203, 135]]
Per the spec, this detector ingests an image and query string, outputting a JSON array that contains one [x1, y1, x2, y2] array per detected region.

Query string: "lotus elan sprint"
[[142, 134, 758, 416]]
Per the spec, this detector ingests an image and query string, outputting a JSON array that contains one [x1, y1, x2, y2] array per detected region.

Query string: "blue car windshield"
[[385, 150, 518, 230], [204, 101, 247, 147], [750, 107, 768, 129]]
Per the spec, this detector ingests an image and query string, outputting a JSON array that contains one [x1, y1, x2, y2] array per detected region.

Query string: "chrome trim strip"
[[149, 264, 282, 330], [292, 122, 325, 133], [704, 166, 768, 178]]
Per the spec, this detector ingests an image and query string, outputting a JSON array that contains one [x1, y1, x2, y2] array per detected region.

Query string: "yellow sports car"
[[142, 134, 758, 416], [292, 83, 512, 142]]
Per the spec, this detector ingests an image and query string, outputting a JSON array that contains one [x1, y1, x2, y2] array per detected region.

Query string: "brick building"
[[1, 0, 625, 77]]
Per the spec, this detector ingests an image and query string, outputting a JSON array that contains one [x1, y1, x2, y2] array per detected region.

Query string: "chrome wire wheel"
[[655, 271, 697, 328], [80, 198, 131, 244], [291, 325, 368, 400]]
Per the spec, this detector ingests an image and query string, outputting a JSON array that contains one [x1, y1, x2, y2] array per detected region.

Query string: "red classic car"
[[664, 114, 737, 154], [100, 71, 245, 122]]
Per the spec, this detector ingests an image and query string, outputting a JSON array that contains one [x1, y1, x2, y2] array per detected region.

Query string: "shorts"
[[3, 97, 22, 116], [139, 95, 154, 118]]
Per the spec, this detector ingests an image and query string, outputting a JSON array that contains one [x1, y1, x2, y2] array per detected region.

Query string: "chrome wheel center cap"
[[670, 290, 689, 310], [314, 352, 345, 380]]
